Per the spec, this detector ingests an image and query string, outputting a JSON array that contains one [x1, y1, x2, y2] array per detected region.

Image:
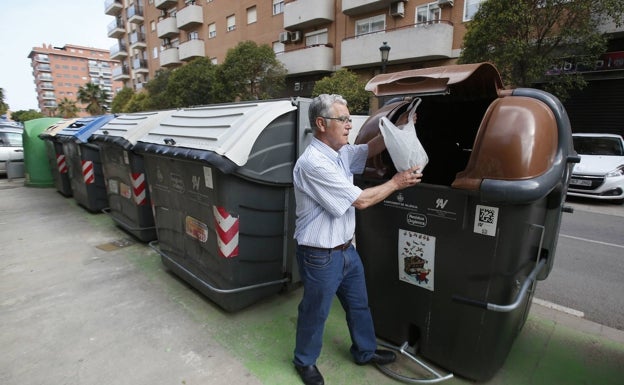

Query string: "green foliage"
[[110, 87, 135, 113], [57, 98, 79, 118], [165, 57, 216, 107], [77, 83, 109, 115], [11, 109, 45, 123], [0, 88, 8, 115], [144, 70, 172, 110], [124, 92, 150, 113], [218, 41, 287, 101], [312, 69, 370, 114], [459, 0, 624, 99]]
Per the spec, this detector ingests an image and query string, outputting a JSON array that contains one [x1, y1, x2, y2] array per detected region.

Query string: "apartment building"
[[28, 44, 123, 117]]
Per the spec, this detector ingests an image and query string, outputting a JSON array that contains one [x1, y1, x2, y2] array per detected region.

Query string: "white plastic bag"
[[379, 98, 428, 172]]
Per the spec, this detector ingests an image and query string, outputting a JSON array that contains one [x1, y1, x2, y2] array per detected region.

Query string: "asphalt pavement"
[[1, 177, 623, 385]]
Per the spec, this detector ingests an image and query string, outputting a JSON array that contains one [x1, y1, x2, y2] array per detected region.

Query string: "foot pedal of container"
[[375, 340, 454, 384]]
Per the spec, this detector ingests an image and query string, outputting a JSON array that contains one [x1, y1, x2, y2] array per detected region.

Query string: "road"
[[534, 197, 624, 331]]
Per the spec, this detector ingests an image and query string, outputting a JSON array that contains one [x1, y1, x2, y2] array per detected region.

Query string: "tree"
[[11, 109, 45, 123], [144, 69, 173, 110], [312, 69, 370, 115], [77, 83, 109, 115], [165, 57, 216, 107], [110, 87, 135, 113], [0, 88, 8, 116], [57, 98, 79, 118], [218, 41, 287, 101], [124, 92, 150, 113], [459, 0, 624, 99]]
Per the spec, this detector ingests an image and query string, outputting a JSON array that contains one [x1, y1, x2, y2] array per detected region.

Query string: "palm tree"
[[57, 98, 79, 118], [77, 83, 109, 116]]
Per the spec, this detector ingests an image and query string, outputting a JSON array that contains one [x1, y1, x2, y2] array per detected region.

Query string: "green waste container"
[[23, 117, 62, 187]]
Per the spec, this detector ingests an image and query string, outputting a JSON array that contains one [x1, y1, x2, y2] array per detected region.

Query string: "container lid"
[[365, 62, 504, 97], [135, 100, 297, 166], [91, 110, 177, 149], [38, 118, 78, 139], [56, 115, 116, 143]]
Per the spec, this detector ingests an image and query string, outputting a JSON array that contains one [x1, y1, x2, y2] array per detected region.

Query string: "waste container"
[[353, 63, 578, 381], [90, 110, 176, 242], [22, 117, 62, 187], [133, 99, 312, 312], [56, 115, 116, 213], [38, 119, 78, 196]]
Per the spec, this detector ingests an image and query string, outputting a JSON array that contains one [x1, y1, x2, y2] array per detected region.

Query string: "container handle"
[[452, 258, 547, 312], [148, 241, 290, 294], [374, 340, 454, 384]]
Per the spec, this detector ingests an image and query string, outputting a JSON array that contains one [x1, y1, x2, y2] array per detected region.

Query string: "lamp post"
[[379, 41, 391, 74]]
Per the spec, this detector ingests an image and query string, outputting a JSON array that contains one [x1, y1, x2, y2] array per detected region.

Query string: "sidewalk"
[[1, 178, 623, 385]]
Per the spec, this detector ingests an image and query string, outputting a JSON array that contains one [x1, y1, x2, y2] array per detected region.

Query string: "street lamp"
[[379, 41, 391, 73]]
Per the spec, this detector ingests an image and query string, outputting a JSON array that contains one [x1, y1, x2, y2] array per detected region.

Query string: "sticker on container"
[[474, 205, 499, 237], [119, 182, 132, 199], [107, 179, 119, 195], [185, 216, 208, 243], [398, 229, 435, 291], [204, 167, 213, 189], [123, 150, 130, 165]]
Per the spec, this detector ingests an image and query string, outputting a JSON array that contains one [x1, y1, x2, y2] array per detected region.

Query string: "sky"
[[0, 0, 115, 112]]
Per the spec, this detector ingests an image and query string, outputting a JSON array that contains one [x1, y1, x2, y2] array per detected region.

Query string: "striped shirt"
[[293, 137, 368, 248]]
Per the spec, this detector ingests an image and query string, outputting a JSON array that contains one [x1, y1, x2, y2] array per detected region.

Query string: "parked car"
[[0, 124, 24, 176], [568, 133, 624, 203]]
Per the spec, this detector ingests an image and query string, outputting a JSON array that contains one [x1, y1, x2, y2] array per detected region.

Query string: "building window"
[[151, 20, 156, 31], [208, 23, 216, 38], [416, 3, 441, 24], [189, 31, 199, 40], [305, 29, 328, 47], [153, 47, 159, 59], [273, 0, 284, 15], [247, 6, 257, 24], [355, 14, 385, 36], [464, 0, 485, 21], [226, 15, 236, 31]]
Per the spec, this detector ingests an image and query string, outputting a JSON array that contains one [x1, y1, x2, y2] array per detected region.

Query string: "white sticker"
[[474, 205, 499, 236], [107, 179, 119, 194], [398, 229, 435, 291], [203, 167, 213, 189]]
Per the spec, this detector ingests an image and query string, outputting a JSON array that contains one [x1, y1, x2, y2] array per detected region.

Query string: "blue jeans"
[[293, 244, 377, 366]]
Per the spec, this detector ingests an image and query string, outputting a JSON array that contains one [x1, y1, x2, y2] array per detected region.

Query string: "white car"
[[0, 124, 24, 176], [568, 133, 624, 203]]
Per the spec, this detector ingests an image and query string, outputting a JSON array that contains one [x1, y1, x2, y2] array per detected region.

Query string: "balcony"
[[160, 48, 182, 68], [112, 65, 130, 80], [176, 4, 203, 30], [284, 0, 334, 30], [40, 82, 54, 90], [132, 58, 149, 74], [129, 31, 147, 50], [155, 0, 177, 10], [34, 54, 49, 63], [107, 18, 125, 38], [104, 0, 123, 16], [341, 22, 454, 68], [110, 42, 128, 60], [157, 16, 179, 38], [127, 4, 144, 24], [178, 39, 205, 61], [278, 45, 334, 75], [342, 0, 395, 16], [42, 92, 56, 100], [37, 74, 53, 82], [36, 64, 52, 72], [43, 101, 58, 108]]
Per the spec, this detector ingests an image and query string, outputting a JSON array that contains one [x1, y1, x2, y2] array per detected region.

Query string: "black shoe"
[[294, 364, 324, 385], [356, 349, 397, 366]]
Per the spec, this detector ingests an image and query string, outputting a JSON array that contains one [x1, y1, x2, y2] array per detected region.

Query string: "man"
[[293, 94, 422, 385]]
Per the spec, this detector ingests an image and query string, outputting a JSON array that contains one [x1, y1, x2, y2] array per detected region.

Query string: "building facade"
[[28, 44, 123, 117]]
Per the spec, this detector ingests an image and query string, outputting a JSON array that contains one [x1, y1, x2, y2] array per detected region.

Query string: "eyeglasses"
[[321, 116, 352, 124]]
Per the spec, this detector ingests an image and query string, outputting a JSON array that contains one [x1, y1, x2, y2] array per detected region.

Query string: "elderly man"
[[292, 94, 422, 385]]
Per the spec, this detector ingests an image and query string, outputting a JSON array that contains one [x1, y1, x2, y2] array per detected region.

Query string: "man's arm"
[[353, 166, 422, 210], [366, 134, 386, 159]]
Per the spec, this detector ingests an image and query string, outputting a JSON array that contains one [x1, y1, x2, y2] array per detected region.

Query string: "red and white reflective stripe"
[[131, 173, 147, 205], [56, 154, 67, 174], [213, 206, 239, 258], [82, 160, 95, 184]]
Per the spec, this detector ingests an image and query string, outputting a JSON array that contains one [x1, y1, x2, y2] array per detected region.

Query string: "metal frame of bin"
[[353, 63, 578, 382], [90, 110, 176, 242], [56, 115, 116, 213], [39, 119, 78, 196], [133, 99, 312, 312]]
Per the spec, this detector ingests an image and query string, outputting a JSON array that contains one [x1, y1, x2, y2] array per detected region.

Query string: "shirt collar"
[[311, 137, 341, 162]]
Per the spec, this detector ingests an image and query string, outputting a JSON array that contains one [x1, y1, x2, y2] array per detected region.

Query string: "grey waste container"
[[90, 110, 175, 242], [133, 99, 312, 312], [353, 63, 578, 381], [56, 115, 116, 213], [39, 119, 77, 196]]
